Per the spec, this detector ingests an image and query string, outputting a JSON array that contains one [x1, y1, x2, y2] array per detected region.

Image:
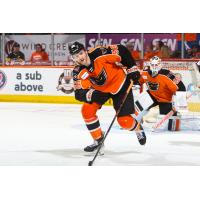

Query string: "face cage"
[[150, 65, 160, 77]]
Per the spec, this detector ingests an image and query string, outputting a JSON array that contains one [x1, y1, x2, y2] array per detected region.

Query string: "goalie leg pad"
[[173, 91, 188, 111]]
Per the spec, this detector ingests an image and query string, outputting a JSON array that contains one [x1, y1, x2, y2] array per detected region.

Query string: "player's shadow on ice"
[[36, 149, 141, 158], [36, 149, 200, 166]]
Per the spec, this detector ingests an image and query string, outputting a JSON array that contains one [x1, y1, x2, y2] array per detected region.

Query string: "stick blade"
[[88, 161, 93, 166]]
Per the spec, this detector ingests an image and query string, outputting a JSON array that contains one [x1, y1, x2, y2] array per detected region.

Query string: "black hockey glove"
[[126, 66, 141, 84], [86, 89, 110, 105]]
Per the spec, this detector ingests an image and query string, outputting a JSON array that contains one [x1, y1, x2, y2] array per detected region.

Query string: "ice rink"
[[0, 102, 200, 166]]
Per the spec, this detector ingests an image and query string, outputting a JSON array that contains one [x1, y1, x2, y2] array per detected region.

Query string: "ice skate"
[[84, 135, 104, 155], [136, 124, 146, 145]]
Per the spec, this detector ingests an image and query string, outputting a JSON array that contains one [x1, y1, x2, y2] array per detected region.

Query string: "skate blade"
[[84, 147, 105, 157]]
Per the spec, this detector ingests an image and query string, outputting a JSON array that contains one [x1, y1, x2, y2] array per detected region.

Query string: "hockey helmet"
[[68, 41, 85, 55]]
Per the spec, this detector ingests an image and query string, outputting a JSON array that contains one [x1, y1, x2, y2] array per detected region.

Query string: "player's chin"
[[80, 61, 87, 66]]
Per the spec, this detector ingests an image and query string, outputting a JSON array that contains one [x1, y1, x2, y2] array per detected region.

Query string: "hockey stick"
[[88, 80, 134, 166], [152, 84, 200, 130], [152, 109, 175, 130]]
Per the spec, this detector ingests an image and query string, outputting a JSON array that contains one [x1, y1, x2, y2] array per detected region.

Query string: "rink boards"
[[0, 66, 111, 105], [0, 66, 77, 104], [0, 65, 199, 111]]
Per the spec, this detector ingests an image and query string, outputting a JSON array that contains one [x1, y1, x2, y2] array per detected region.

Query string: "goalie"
[[134, 56, 186, 131]]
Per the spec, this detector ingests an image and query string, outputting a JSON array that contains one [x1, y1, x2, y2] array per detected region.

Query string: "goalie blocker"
[[134, 91, 182, 131]]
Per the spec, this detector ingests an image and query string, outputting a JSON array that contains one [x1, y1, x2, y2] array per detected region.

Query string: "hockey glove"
[[126, 66, 141, 84], [86, 89, 110, 105]]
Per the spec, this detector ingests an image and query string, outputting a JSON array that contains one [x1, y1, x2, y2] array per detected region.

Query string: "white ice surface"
[[0, 102, 200, 166]]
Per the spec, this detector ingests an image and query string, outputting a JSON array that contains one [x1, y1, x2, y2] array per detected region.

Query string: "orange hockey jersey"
[[77, 53, 126, 94], [73, 44, 137, 95], [139, 70, 178, 102]]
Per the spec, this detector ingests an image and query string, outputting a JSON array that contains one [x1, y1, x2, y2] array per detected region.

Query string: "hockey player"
[[134, 56, 186, 131], [68, 41, 146, 153]]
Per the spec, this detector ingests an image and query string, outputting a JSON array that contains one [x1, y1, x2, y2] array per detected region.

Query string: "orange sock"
[[82, 102, 103, 140]]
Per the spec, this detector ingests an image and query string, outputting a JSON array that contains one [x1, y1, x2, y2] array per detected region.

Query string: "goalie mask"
[[149, 56, 162, 77]]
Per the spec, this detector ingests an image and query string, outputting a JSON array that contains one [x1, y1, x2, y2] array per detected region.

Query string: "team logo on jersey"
[[0, 70, 7, 90], [146, 81, 159, 91], [90, 68, 107, 86], [57, 69, 74, 94]]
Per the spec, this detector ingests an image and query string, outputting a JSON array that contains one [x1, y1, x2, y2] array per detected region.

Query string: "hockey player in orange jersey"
[[134, 56, 186, 131], [68, 41, 146, 153]]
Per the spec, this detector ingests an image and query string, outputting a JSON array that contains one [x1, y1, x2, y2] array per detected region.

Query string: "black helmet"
[[68, 41, 85, 55]]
